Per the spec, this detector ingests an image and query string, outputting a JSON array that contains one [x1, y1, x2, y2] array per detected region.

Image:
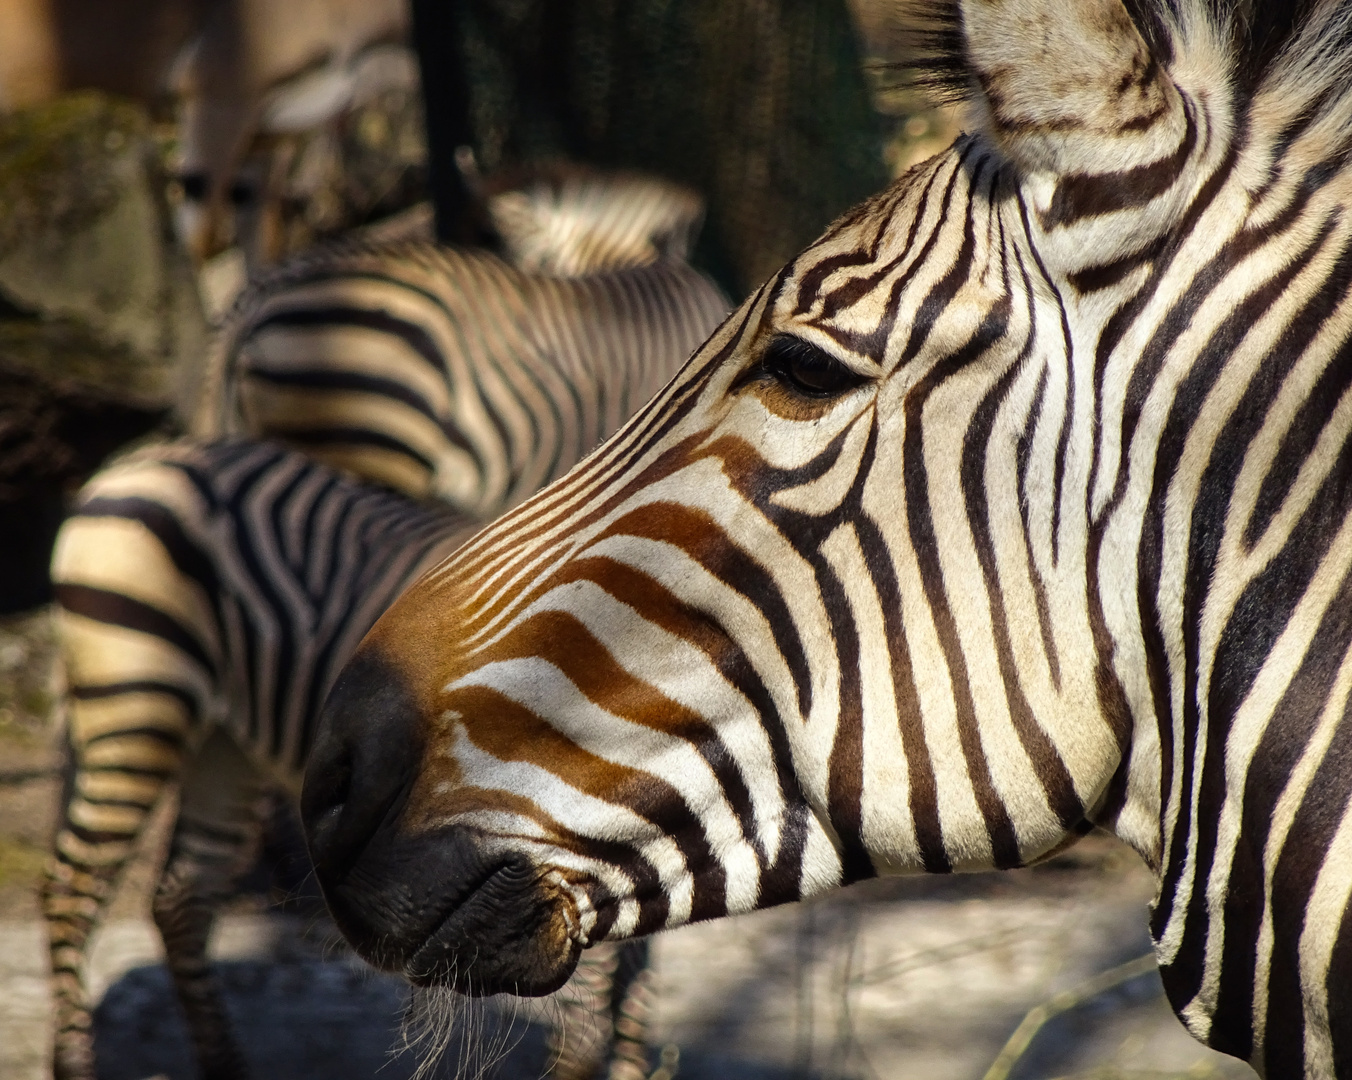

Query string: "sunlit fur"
[[331, 1, 1352, 1076], [482, 168, 708, 276]]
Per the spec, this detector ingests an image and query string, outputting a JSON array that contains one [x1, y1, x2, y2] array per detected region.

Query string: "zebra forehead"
[[772, 152, 1009, 361], [780, 165, 952, 309]]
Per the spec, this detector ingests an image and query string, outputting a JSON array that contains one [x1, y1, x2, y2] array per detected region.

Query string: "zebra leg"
[[605, 939, 656, 1080], [42, 672, 191, 1079], [151, 727, 267, 1080], [546, 939, 656, 1080], [547, 941, 620, 1079]]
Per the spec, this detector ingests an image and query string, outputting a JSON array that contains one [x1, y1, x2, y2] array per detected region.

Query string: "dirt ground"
[[0, 607, 65, 923], [0, 607, 1258, 1080]]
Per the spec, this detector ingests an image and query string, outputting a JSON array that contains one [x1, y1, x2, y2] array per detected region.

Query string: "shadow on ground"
[[94, 959, 540, 1080], [92, 959, 814, 1080]]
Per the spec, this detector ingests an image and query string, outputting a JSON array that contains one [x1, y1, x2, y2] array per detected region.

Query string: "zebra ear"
[[899, 0, 1211, 255], [955, 0, 1185, 181], [903, 0, 1215, 261]]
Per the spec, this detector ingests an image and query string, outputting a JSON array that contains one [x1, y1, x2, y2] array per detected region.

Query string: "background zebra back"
[[475, 165, 708, 274], [51, 438, 470, 780], [194, 185, 730, 519]]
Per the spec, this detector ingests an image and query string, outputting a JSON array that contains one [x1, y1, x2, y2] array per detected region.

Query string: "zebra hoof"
[[51, 1037, 96, 1080]]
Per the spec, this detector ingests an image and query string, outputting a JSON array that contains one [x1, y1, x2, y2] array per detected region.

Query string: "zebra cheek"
[[359, 576, 473, 729]]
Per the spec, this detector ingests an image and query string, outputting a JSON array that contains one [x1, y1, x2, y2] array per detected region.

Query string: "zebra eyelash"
[[738, 334, 873, 402]]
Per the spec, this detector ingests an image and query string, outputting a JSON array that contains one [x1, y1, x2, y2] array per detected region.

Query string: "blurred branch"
[[982, 952, 1160, 1080], [859, 923, 1033, 986]]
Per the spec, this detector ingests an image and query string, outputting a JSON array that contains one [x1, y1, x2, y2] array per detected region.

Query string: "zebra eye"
[[758, 336, 867, 398]]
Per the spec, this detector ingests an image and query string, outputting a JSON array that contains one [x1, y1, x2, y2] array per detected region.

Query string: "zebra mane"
[[894, 0, 1352, 120], [885, 1, 967, 105]]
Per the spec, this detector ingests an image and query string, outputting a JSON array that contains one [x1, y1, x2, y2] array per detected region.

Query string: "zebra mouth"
[[403, 855, 582, 996]]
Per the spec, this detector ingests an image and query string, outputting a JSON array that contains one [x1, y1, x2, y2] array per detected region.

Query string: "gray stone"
[[0, 92, 206, 413], [0, 93, 208, 611]]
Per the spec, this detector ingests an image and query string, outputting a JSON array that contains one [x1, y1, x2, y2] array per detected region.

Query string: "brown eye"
[[759, 335, 867, 398]]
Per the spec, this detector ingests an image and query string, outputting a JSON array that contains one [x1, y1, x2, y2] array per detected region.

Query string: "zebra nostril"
[[301, 744, 352, 860], [301, 648, 423, 878]]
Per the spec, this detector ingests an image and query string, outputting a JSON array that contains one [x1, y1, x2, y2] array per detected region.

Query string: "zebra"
[[299, 0, 1352, 1076], [460, 161, 710, 277], [192, 169, 729, 519], [42, 438, 657, 1080]]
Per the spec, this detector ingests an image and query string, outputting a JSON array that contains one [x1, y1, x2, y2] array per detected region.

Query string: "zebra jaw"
[[303, 648, 589, 996]]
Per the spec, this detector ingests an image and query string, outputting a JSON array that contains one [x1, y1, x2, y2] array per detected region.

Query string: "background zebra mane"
[[891, 0, 1352, 130]]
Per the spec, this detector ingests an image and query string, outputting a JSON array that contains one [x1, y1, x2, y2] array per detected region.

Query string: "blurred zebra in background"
[[42, 440, 654, 1080], [44, 441, 468, 1080], [46, 170, 728, 1080], [195, 167, 729, 519]]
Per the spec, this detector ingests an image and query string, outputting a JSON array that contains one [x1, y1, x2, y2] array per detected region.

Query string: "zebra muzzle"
[[303, 648, 583, 996]]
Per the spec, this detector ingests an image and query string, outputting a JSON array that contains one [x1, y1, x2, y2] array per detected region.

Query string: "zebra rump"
[[50, 439, 466, 777], [42, 439, 468, 1080]]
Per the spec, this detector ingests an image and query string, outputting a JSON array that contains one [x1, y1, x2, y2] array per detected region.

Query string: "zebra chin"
[[395, 854, 586, 995], [301, 650, 586, 997]]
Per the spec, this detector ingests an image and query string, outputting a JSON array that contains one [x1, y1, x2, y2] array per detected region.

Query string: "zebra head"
[[304, 2, 1348, 1059]]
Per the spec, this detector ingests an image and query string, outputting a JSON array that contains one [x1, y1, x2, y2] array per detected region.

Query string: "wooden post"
[[407, 0, 475, 241]]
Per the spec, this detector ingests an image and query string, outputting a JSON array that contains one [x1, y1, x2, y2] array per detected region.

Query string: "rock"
[[0, 92, 208, 612], [0, 92, 206, 409]]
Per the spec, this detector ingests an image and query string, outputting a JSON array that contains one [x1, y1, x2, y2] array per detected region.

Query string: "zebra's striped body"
[[53, 440, 465, 779], [43, 439, 469, 1079], [471, 165, 708, 277], [195, 235, 729, 517], [43, 439, 653, 1080], [305, 1, 1352, 1076]]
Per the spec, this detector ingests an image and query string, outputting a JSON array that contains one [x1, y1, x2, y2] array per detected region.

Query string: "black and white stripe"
[[42, 440, 467, 1080], [42, 439, 654, 1080], [44, 170, 727, 1080], [307, 2, 1352, 1077], [195, 235, 729, 517]]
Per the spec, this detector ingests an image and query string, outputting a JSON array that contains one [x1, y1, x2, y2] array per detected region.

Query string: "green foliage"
[[0, 609, 59, 735], [0, 835, 47, 888]]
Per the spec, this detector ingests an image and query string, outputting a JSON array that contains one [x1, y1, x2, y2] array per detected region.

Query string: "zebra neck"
[[1078, 163, 1352, 881]]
